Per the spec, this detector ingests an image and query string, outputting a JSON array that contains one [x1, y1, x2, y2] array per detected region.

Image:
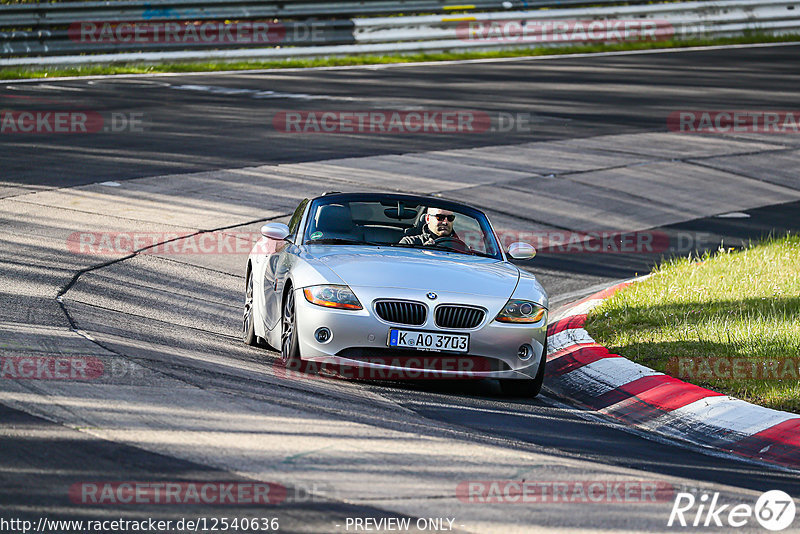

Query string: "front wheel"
[[499, 341, 546, 398], [242, 269, 257, 346], [281, 288, 301, 368]]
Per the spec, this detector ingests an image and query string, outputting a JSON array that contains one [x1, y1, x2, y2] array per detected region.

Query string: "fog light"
[[517, 344, 533, 361], [315, 327, 332, 344]]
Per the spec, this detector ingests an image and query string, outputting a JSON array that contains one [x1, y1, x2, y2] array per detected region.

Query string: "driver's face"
[[427, 208, 455, 237]]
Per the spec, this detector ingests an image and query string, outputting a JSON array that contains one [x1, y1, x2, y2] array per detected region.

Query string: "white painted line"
[[552, 273, 653, 313], [716, 211, 751, 218], [98, 181, 121, 187], [87, 79, 172, 88], [642, 395, 800, 438], [73, 329, 97, 342], [561, 298, 605, 318], [5, 84, 85, 92], [2, 41, 798, 85], [170, 84, 359, 101], [549, 278, 630, 310], [172, 84, 254, 95], [566, 357, 663, 398]]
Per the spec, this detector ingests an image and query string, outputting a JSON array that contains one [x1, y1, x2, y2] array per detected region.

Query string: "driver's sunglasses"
[[432, 214, 455, 222]]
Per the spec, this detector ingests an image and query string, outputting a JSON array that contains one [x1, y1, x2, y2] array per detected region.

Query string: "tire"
[[280, 286, 302, 369], [500, 341, 547, 398], [242, 268, 258, 346]]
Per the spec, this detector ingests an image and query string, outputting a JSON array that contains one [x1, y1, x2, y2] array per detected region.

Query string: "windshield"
[[302, 197, 502, 259]]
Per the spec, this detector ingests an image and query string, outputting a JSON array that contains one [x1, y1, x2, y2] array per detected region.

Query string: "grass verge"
[[585, 234, 800, 414], [2, 34, 799, 80]]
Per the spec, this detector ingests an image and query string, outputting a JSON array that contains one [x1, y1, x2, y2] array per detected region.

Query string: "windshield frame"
[[299, 193, 505, 260]]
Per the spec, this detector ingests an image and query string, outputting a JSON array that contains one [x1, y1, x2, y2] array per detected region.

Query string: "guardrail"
[[1, 0, 798, 66]]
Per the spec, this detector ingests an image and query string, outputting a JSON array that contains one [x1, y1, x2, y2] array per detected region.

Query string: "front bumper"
[[294, 286, 547, 380]]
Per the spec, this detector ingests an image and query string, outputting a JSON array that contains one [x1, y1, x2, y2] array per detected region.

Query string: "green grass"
[[2, 34, 799, 80], [585, 235, 800, 414]]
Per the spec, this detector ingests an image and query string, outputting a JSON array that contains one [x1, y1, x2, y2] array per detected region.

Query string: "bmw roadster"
[[242, 192, 548, 396]]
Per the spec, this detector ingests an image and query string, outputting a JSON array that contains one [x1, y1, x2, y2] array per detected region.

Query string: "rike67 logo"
[[668, 490, 796, 531]]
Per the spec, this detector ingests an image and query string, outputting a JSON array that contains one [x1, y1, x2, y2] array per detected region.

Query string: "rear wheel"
[[242, 269, 257, 346], [500, 341, 547, 398], [281, 287, 301, 368]]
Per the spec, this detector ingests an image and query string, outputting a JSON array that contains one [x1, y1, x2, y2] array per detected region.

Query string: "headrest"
[[315, 204, 353, 233]]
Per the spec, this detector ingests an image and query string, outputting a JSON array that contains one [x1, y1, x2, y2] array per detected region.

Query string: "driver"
[[399, 208, 458, 246]]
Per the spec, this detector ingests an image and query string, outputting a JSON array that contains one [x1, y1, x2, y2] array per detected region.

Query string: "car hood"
[[302, 245, 520, 298]]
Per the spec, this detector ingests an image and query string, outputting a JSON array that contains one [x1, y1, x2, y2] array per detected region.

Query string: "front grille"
[[374, 300, 426, 326], [435, 305, 485, 329]]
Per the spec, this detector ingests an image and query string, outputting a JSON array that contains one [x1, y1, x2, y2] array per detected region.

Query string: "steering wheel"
[[433, 235, 471, 253]]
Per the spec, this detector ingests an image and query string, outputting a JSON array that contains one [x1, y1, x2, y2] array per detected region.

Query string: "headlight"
[[495, 299, 547, 323], [303, 285, 362, 310]]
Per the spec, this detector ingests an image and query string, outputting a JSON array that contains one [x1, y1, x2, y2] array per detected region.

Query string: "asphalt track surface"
[[2, 44, 800, 533]]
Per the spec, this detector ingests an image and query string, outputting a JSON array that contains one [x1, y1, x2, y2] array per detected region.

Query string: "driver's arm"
[[399, 234, 428, 246]]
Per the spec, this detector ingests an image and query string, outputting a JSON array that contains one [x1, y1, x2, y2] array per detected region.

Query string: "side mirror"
[[507, 242, 536, 260], [261, 223, 290, 241]]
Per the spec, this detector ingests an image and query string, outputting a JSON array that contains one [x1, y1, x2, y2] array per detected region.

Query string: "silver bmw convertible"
[[242, 192, 548, 396]]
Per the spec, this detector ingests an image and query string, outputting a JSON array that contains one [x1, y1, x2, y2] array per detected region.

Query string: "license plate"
[[388, 330, 469, 353]]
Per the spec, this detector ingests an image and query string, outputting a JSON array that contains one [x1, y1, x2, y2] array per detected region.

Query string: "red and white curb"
[[545, 279, 800, 471]]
